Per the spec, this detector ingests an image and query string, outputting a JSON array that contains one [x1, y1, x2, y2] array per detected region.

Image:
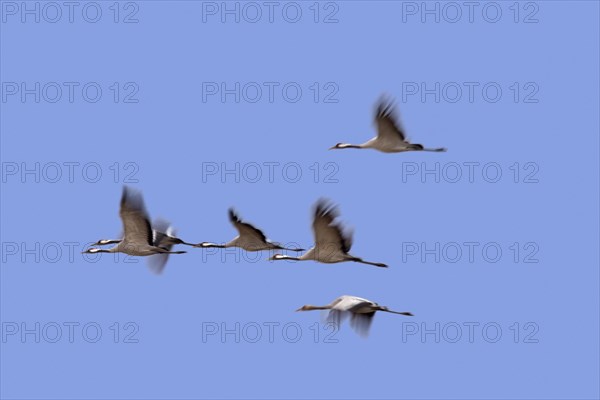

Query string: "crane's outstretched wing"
[[326, 309, 350, 329], [147, 218, 175, 274], [339, 296, 378, 337], [229, 208, 269, 244], [119, 186, 153, 246], [312, 199, 353, 254], [375, 97, 408, 143], [152, 218, 174, 248], [349, 312, 376, 337]]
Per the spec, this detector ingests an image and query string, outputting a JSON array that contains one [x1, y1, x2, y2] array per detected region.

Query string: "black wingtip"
[[314, 198, 339, 219], [121, 185, 130, 204], [120, 185, 146, 211], [375, 95, 396, 117], [152, 218, 172, 234], [228, 208, 238, 222]]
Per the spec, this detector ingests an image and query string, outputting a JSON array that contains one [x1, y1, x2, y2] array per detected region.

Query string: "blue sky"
[[1, 1, 599, 399]]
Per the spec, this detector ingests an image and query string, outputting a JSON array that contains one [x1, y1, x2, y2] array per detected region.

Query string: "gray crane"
[[269, 199, 388, 268], [330, 96, 447, 153]]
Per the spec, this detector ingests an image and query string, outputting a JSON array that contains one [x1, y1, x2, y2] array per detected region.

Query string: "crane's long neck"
[[83, 248, 112, 254], [422, 147, 447, 152], [335, 143, 364, 149], [99, 239, 122, 245], [304, 305, 332, 311], [275, 255, 302, 261], [196, 242, 227, 248]]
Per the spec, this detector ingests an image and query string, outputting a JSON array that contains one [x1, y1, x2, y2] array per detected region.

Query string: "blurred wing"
[[229, 208, 268, 243], [326, 309, 350, 330], [147, 253, 169, 275], [119, 186, 153, 246], [152, 218, 173, 248], [375, 98, 407, 142], [147, 218, 176, 274], [349, 312, 375, 337], [312, 199, 353, 253]]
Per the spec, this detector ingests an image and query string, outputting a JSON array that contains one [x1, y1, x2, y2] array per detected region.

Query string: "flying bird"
[[82, 187, 186, 272], [197, 208, 304, 252], [146, 218, 190, 274], [330, 96, 447, 153], [269, 199, 388, 268], [92, 221, 197, 249], [296, 295, 413, 337]]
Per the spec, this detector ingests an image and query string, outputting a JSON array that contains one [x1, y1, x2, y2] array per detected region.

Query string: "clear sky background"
[[1, 1, 599, 399]]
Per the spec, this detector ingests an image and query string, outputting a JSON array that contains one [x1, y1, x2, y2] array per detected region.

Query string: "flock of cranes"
[[84, 97, 446, 336]]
